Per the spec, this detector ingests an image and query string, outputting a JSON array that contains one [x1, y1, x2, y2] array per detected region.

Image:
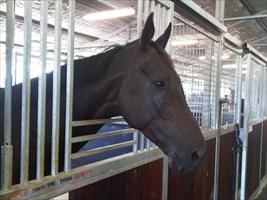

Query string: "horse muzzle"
[[168, 146, 207, 173]]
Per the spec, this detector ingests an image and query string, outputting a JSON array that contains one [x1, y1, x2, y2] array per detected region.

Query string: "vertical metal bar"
[[214, 38, 223, 128], [234, 54, 242, 200], [147, 139, 150, 149], [65, 0, 75, 172], [260, 65, 265, 118], [240, 54, 253, 200], [259, 64, 265, 181], [166, 3, 174, 54], [140, 132, 145, 151], [215, 0, 225, 23], [133, 130, 138, 152], [143, 0, 149, 21], [162, 155, 168, 200], [161, 6, 166, 32], [52, 0, 62, 176], [14, 52, 18, 85], [143, 0, 150, 152], [149, 0, 156, 46], [235, 55, 242, 125], [137, 0, 144, 37], [20, 0, 32, 184], [259, 120, 264, 181], [162, 3, 173, 198], [36, 0, 48, 179], [154, 3, 161, 38], [213, 36, 223, 200], [3, 0, 14, 146], [149, 0, 155, 14], [137, 0, 146, 150], [205, 40, 214, 129], [156, 4, 165, 33], [1, 0, 14, 190], [213, 100, 223, 200]]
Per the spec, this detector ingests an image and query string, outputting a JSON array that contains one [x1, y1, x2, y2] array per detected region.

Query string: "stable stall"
[[0, 0, 267, 200]]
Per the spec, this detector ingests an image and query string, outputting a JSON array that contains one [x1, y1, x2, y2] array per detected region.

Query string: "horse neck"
[[72, 52, 127, 121]]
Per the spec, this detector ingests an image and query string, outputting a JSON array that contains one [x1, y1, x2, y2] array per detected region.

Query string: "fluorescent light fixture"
[[199, 56, 206, 60], [172, 39, 198, 46], [83, 7, 135, 21], [222, 54, 230, 60], [222, 64, 237, 69], [212, 55, 231, 60]]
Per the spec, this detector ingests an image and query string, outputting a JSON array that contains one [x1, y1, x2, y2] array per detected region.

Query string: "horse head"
[[115, 13, 207, 173]]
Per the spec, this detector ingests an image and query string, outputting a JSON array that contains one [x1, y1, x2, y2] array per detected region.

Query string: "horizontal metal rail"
[[71, 128, 135, 143], [178, 0, 227, 33], [71, 140, 136, 159], [203, 124, 235, 140], [72, 117, 124, 127], [0, 149, 164, 200]]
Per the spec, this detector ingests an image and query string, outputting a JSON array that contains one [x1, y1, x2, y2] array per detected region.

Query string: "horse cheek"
[[118, 80, 154, 129]]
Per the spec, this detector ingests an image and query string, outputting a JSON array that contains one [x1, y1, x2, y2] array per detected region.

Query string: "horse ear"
[[155, 22, 172, 49], [140, 13, 155, 48]]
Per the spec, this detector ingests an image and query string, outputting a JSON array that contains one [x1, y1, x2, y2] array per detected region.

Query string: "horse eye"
[[153, 80, 165, 88]]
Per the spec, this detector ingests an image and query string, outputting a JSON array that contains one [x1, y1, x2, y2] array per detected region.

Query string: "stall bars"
[[0, 0, 174, 199]]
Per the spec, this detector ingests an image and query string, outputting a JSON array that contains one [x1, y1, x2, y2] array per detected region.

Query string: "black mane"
[[72, 45, 124, 85]]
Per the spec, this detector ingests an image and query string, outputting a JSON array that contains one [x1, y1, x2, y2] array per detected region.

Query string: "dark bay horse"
[[0, 13, 206, 185]]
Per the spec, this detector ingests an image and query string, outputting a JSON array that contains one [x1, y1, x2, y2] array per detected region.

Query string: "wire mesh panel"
[[240, 54, 267, 199], [171, 16, 219, 131], [220, 46, 240, 125], [248, 58, 265, 120]]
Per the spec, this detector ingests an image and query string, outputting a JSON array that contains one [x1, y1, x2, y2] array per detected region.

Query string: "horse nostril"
[[191, 149, 204, 163]]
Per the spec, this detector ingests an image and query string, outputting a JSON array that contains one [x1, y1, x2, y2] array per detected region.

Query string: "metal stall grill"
[[171, 13, 219, 131], [220, 46, 240, 125], [240, 53, 267, 200], [0, 0, 174, 199], [248, 58, 266, 121]]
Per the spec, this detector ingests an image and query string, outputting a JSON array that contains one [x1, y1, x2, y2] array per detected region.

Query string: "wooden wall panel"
[[246, 123, 262, 199], [218, 132, 235, 200], [261, 120, 267, 179], [168, 139, 215, 200], [69, 159, 163, 200], [68, 133, 238, 200]]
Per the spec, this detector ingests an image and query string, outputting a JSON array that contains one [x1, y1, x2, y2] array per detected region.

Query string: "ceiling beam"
[[224, 14, 267, 21], [238, 0, 267, 34], [227, 10, 267, 28], [252, 43, 267, 47], [243, 32, 267, 43]]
